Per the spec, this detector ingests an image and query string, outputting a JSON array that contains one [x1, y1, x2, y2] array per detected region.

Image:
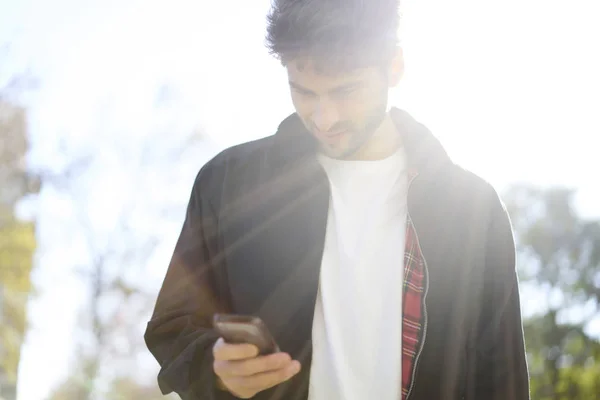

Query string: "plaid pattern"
[[401, 171, 427, 400]]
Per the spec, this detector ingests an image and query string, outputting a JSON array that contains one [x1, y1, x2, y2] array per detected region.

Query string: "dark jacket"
[[144, 107, 530, 400]]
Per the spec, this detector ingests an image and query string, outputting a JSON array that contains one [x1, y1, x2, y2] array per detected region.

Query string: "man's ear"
[[388, 47, 405, 87]]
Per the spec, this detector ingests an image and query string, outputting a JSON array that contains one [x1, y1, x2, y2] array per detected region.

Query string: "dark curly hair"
[[265, 0, 401, 70]]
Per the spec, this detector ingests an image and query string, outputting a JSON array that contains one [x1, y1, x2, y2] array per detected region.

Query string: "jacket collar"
[[271, 107, 452, 177]]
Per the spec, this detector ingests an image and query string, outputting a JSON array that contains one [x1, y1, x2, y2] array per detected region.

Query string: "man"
[[144, 0, 530, 399]]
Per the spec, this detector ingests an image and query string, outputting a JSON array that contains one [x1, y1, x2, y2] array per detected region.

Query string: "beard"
[[317, 95, 389, 160]]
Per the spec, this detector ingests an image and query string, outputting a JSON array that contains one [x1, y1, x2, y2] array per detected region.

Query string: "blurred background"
[[0, 0, 599, 399]]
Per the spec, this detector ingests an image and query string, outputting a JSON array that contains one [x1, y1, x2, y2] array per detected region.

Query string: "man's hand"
[[212, 338, 302, 399]]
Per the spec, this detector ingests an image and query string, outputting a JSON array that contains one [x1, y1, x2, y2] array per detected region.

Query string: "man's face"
[[286, 56, 401, 159]]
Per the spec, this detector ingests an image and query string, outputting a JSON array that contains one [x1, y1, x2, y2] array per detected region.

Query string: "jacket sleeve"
[[474, 194, 531, 400], [144, 167, 235, 400]]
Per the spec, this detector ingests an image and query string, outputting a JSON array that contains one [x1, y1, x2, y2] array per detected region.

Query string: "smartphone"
[[213, 313, 280, 356]]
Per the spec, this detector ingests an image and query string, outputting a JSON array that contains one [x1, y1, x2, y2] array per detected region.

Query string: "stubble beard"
[[322, 100, 389, 160]]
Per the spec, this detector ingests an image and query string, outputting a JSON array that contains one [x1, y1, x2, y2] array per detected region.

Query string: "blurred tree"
[[70, 215, 160, 399], [505, 184, 600, 400], [0, 99, 39, 400], [106, 376, 177, 400], [44, 374, 90, 400], [0, 100, 40, 206], [46, 359, 176, 400], [0, 211, 35, 399], [39, 99, 213, 398]]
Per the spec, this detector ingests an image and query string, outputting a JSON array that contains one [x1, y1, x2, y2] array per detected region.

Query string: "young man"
[[144, 0, 530, 399]]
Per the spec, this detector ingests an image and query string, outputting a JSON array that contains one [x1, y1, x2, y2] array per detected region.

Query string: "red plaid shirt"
[[401, 172, 427, 400]]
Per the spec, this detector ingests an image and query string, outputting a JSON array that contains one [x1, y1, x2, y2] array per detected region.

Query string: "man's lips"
[[316, 131, 349, 143]]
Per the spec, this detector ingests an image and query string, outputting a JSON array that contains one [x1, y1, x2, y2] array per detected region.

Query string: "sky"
[[1, 0, 599, 399]]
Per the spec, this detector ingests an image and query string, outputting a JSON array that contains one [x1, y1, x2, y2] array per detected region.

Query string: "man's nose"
[[312, 100, 340, 133]]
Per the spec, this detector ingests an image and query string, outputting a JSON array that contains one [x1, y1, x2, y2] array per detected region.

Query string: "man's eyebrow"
[[289, 81, 316, 94], [329, 81, 364, 93], [289, 80, 364, 95]]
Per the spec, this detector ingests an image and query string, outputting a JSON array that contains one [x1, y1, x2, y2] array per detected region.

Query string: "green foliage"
[[0, 99, 38, 399], [505, 184, 600, 399], [0, 207, 36, 393]]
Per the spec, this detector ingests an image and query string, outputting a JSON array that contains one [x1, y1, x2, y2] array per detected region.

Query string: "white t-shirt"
[[308, 148, 408, 400]]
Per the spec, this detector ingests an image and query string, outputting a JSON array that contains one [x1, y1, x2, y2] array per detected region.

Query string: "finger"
[[213, 338, 259, 361], [215, 352, 292, 378], [234, 360, 301, 391]]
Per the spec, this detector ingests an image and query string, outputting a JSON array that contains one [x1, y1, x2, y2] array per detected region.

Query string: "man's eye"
[[335, 87, 358, 97], [292, 88, 314, 97]]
